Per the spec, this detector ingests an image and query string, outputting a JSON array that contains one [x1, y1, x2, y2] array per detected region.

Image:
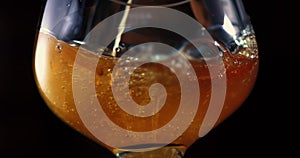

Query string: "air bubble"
[[56, 44, 62, 53], [122, 67, 128, 71], [250, 54, 256, 59], [218, 72, 224, 79], [115, 47, 121, 53]]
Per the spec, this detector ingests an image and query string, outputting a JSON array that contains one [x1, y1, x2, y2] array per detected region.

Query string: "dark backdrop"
[[1, 0, 298, 157]]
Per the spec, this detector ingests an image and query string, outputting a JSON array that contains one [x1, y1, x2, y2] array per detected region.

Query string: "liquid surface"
[[34, 32, 258, 152]]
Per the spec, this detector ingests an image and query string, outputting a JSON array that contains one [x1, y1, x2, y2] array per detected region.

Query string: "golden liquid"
[[34, 32, 258, 152]]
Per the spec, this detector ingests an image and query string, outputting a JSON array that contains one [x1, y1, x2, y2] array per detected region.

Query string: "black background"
[[0, 0, 298, 157]]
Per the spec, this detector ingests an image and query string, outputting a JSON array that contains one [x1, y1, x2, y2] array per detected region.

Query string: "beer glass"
[[33, 0, 259, 157]]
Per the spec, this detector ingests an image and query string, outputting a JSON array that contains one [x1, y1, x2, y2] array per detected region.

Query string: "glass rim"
[[110, 0, 190, 7]]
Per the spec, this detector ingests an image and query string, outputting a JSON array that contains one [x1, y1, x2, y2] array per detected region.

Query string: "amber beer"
[[34, 32, 258, 151]]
